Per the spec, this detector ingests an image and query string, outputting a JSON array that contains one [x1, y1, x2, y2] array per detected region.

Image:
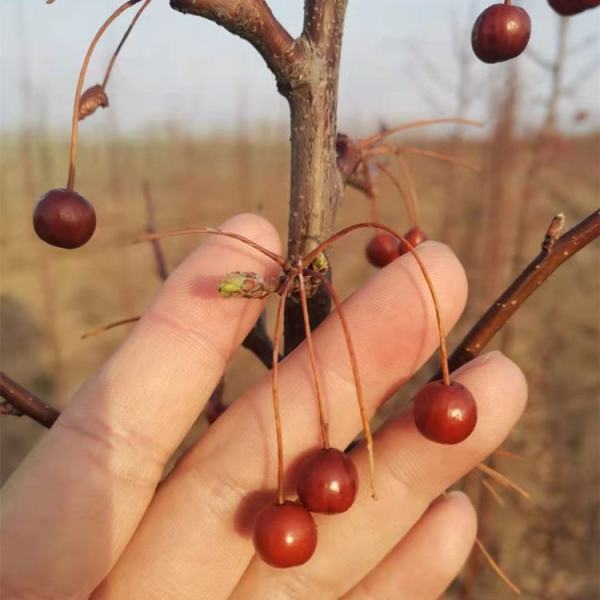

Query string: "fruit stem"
[[363, 164, 381, 226], [310, 272, 377, 499], [375, 162, 416, 228], [304, 222, 451, 387], [102, 0, 153, 90], [135, 227, 287, 267], [67, 0, 142, 190], [358, 117, 483, 149], [395, 156, 420, 228], [367, 144, 481, 173], [81, 316, 140, 339], [298, 270, 330, 450], [272, 278, 292, 505]]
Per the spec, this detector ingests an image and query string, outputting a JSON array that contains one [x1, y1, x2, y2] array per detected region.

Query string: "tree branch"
[[303, 0, 341, 50], [242, 312, 277, 369], [444, 210, 600, 374], [0, 372, 60, 429], [283, 1, 348, 353], [169, 0, 297, 89]]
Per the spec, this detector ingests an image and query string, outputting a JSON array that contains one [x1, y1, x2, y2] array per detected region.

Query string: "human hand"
[[0, 213, 527, 599]]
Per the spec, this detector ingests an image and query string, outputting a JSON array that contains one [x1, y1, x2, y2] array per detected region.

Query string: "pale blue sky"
[[1, 1, 599, 136]]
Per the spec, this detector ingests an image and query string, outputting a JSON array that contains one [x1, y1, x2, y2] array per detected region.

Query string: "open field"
[[1, 129, 599, 598]]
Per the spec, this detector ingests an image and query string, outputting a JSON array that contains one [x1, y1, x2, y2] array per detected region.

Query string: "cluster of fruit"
[[252, 379, 477, 568], [366, 226, 427, 268], [472, 0, 599, 64]]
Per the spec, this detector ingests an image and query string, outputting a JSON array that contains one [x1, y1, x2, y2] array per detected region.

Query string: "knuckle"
[[55, 410, 167, 489]]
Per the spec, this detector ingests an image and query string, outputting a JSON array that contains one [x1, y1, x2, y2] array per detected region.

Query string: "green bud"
[[218, 273, 248, 297], [218, 271, 275, 299], [311, 253, 329, 274]]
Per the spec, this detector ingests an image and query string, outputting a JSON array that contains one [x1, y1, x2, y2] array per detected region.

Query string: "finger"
[[343, 492, 476, 600], [94, 242, 468, 600], [231, 351, 527, 599], [0, 214, 281, 600]]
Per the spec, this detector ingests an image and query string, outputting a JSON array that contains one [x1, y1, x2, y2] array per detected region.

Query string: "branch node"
[[542, 212, 565, 253]]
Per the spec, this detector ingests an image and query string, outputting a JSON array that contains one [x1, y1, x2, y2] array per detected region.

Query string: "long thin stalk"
[[136, 227, 286, 267], [394, 156, 420, 227], [67, 0, 142, 189], [272, 279, 292, 505], [102, 0, 153, 90], [368, 144, 481, 172], [81, 316, 140, 339], [359, 117, 483, 148], [311, 272, 376, 499], [298, 270, 330, 450], [304, 222, 451, 387], [375, 162, 416, 228]]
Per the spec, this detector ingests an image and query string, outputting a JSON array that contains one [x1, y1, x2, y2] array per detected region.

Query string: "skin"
[[0, 213, 527, 600]]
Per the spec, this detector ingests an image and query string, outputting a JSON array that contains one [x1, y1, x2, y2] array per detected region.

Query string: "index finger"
[[0, 213, 281, 600]]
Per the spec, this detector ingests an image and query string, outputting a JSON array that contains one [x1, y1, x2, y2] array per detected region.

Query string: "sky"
[[1, 1, 599, 137]]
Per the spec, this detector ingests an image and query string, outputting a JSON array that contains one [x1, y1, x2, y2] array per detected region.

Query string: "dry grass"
[[1, 130, 598, 598]]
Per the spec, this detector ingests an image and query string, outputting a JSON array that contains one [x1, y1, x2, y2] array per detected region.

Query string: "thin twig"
[[475, 538, 522, 595], [494, 449, 524, 461], [142, 182, 169, 281], [81, 316, 140, 339], [476, 463, 531, 501], [0, 372, 60, 429], [476, 471, 506, 507], [445, 210, 600, 373]]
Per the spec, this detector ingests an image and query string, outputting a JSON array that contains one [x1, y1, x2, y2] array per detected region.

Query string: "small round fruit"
[[253, 501, 318, 568], [297, 448, 359, 514], [366, 234, 400, 268], [548, 0, 599, 15], [412, 381, 477, 445], [471, 4, 531, 64], [399, 226, 428, 255], [33, 188, 96, 249]]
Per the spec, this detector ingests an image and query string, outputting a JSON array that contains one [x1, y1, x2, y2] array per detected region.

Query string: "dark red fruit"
[[297, 448, 359, 514], [366, 234, 400, 268], [399, 226, 428, 255], [548, 0, 599, 15], [253, 501, 317, 568], [412, 381, 477, 445], [33, 188, 96, 249], [471, 4, 531, 64]]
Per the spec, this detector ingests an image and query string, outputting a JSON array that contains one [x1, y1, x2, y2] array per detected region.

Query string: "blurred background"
[[1, 1, 598, 598]]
